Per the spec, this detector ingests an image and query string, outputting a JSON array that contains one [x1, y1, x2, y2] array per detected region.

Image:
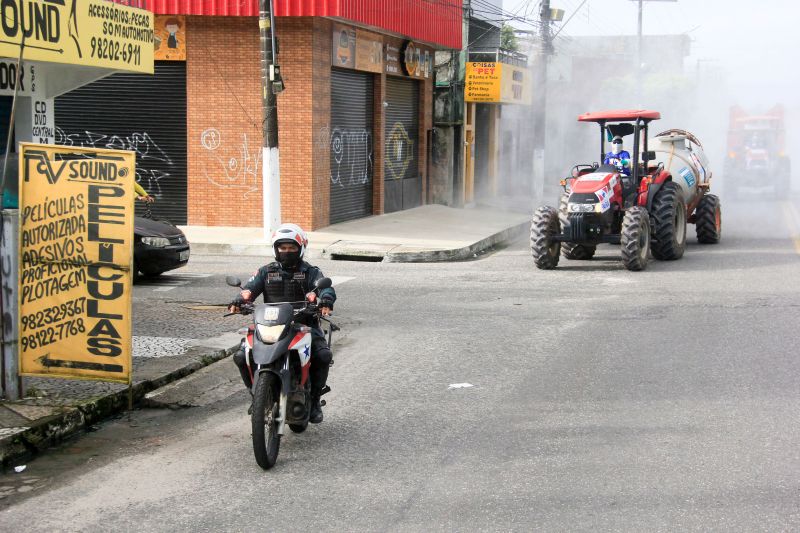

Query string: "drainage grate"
[[329, 254, 384, 262]]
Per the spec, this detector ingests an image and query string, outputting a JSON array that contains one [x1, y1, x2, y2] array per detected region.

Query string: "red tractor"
[[530, 109, 722, 271]]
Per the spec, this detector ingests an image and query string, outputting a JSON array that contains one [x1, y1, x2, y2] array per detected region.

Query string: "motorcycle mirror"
[[314, 277, 333, 291], [226, 276, 242, 288]]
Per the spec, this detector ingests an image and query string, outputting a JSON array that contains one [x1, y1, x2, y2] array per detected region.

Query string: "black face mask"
[[277, 250, 301, 269]]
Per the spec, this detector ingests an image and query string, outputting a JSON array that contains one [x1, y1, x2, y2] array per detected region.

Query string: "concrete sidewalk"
[[182, 204, 532, 261], [0, 334, 240, 468]]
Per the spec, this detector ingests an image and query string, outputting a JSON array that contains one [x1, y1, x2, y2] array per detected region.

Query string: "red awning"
[[129, 0, 462, 49], [578, 110, 662, 122]]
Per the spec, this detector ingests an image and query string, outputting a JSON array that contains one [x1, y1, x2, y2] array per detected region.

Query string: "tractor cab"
[[574, 109, 661, 207]]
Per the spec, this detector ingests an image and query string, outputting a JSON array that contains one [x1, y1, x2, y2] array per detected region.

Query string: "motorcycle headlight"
[[569, 203, 596, 213], [141, 236, 170, 248], [256, 324, 284, 344]]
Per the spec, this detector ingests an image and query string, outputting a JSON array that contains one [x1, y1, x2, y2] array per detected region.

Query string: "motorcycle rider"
[[604, 135, 631, 175], [228, 223, 336, 424]]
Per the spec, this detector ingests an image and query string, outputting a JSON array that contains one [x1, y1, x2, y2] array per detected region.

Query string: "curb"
[[321, 220, 530, 263], [0, 345, 237, 468], [385, 220, 530, 263]]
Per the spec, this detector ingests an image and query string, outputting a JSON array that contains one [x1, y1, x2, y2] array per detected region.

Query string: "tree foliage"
[[501, 24, 519, 52]]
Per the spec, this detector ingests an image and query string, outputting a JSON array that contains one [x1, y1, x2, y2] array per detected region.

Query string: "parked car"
[[134, 215, 190, 278]]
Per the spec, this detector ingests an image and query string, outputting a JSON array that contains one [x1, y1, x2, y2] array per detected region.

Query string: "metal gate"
[[330, 69, 374, 224], [384, 77, 420, 213], [55, 62, 188, 224]]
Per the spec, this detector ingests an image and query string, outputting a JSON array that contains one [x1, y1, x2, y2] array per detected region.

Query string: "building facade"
[[53, 1, 462, 229]]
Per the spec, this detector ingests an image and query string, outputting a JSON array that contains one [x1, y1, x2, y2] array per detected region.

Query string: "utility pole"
[[531, 0, 554, 202], [636, 0, 643, 105], [260, 0, 282, 238], [630, 0, 677, 105]]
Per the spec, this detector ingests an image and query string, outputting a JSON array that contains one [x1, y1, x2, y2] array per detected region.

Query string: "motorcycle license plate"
[[179, 250, 190, 262], [264, 307, 279, 320]]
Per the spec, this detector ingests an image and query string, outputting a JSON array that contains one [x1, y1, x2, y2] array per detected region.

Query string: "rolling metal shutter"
[[55, 62, 188, 224], [384, 77, 420, 213], [330, 68, 374, 224]]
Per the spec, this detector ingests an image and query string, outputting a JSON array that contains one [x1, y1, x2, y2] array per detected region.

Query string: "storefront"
[[61, 1, 461, 230], [54, 16, 188, 223]]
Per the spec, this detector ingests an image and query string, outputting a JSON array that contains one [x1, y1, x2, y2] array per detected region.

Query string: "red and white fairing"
[[289, 331, 312, 386], [570, 172, 623, 212]]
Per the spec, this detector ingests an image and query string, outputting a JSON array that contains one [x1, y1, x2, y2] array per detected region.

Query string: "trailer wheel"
[[695, 194, 722, 244], [530, 206, 561, 270], [621, 206, 650, 271], [650, 182, 687, 260], [559, 193, 596, 260]]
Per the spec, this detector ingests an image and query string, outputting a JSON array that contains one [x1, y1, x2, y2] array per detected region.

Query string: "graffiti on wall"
[[385, 122, 414, 180], [200, 128, 262, 198], [318, 125, 373, 188], [55, 128, 173, 196]]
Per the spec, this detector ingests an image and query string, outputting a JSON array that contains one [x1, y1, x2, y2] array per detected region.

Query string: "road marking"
[[136, 272, 212, 292], [781, 202, 800, 255], [330, 276, 355, 286]]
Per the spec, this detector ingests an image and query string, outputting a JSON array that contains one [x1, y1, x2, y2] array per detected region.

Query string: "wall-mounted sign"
[[465, 62, 500, 102], [385, 41, 402, 76], [0, 0, 154, 74], [500, 63, 532, 105], [355, 29, 383, 74], [332, 24, 356, 69], [386, 38, 432, 79], [18, 143, 135, 384], [465, 62, 531, 105], [0, 61, 40, 97], [154, 15, 186, 61]]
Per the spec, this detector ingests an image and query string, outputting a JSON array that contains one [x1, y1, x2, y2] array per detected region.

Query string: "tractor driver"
[[604, 135, 631, 176]]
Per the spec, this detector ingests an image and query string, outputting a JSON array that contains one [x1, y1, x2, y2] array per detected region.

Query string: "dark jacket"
[[239, 260, 336, 309]]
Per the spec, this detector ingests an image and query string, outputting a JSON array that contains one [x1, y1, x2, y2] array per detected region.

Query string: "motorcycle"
[[225, 275, 339, 470]]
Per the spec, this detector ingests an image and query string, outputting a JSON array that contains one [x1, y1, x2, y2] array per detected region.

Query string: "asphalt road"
[[2, 194, 800, 532]]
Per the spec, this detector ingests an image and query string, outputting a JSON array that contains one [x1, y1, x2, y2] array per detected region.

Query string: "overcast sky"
[[501, 0, 800, 110]]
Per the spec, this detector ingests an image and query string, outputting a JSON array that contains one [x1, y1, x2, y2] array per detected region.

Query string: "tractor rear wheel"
[[695, 194, 722, 244], [650, 182, 687, 260], [621, 206, 650, 271], [558, 193, 596, 260], [530, 206, 561, 270]]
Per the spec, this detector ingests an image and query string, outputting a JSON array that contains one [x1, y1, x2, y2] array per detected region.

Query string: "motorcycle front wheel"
[[252, 373, 281, 469]]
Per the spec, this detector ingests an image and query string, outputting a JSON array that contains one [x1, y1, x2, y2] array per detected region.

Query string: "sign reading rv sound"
[[18, 143, 135, 384]]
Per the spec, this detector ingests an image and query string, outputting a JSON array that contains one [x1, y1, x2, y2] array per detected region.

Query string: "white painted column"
[[263, 146, 281, 241]]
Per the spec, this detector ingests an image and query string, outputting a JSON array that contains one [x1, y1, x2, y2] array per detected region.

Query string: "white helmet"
[[271, 223, 308, 261], [611, 135, 624, 155]]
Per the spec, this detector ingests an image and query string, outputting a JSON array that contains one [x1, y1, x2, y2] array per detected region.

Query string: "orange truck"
[[724, 105, 791, 198]]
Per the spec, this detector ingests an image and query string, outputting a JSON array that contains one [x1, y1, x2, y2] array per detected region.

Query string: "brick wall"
[[187, 16, 434, 229], [186, 16, 263, 227]]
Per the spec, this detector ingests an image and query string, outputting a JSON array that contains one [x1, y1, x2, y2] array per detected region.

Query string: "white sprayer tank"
[[650, 130, 712, 205]]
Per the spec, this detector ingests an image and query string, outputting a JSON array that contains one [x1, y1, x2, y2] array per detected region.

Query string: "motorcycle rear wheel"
[[252, 373, 281, 469]]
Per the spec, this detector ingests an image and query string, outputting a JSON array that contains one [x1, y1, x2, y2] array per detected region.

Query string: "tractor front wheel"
[[530, 206, 561, 270], [621, 206, 650, 271]]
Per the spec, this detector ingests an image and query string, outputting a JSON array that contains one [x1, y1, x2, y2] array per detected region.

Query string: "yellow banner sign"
[[466, 62, 531, 105], [0, 0, 154, 74], [465, 62, 501, 102], [18, 143, 135, 383]]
